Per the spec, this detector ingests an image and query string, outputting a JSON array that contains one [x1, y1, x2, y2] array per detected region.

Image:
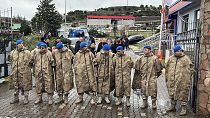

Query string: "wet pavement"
[[0, 50, 199, 118]]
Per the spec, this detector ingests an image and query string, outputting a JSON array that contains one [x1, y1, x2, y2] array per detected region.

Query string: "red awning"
[[169, 1, 191, 15], [87, 15, 135, 20]]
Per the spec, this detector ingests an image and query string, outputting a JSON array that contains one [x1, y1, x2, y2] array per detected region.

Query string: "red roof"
[[169, 1, 191, 15], [87, 15, 135, 20]]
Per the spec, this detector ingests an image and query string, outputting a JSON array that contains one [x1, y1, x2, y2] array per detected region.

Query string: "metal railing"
[[136, 30, 174, 53]]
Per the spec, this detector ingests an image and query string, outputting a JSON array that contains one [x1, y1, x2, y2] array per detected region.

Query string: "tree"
[[31, 0, 62, 35], [140, 5, 144, 9], [13, 16, 32, 36]]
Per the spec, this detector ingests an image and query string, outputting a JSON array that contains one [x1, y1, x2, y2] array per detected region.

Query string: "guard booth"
[[0, 34, 12, 78], [0, 7, 13, 79]]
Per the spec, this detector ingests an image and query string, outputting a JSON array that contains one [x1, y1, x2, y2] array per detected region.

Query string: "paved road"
[[0, 50, 198, 118]]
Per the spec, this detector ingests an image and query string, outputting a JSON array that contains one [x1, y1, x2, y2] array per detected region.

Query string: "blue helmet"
[[173, 45, 183, 53], [143, 45, 151, 50], [56, 42, 63, 49], [36, 42, 43, 47], [40, 43, 47, 48], [80, 42, 87, 48], [116, 46, 123, 51], [103, 44, 111, 51], [16, 39, 23, 45]]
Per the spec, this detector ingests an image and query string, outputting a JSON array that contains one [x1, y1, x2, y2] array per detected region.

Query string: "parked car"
[[128, 35, 145, 44], [67, 28, 90, 48]]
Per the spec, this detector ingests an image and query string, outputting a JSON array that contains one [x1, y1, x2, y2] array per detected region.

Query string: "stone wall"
[[197, 0, 210, 115]]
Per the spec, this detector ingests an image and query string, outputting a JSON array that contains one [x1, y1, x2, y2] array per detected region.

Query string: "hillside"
[[66, 5, 162, 23]]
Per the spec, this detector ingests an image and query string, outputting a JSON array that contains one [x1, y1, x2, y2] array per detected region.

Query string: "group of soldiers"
[[9, 38, 193, 116]]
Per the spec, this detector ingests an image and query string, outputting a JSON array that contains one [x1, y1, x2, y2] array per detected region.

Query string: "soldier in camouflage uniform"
[[133, 45, 162, 109], [31, 42, 43, 76], [113, 46, 133, 107], [94, 44, 115, 104], [54, 42, 74, 104], [74, 42, 97, 104], [165, 45, 194, 116], [31, 42, 43, 57], [9, 39, 32, 104], [32, 43, 55, 105]]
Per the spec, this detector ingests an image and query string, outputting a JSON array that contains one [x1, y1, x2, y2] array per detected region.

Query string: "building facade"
[[87, 15, 135, 30]]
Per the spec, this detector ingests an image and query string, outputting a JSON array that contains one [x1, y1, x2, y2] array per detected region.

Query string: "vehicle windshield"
[[69, 29, 85, 38]]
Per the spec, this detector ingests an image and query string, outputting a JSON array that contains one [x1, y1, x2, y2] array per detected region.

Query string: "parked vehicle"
[[128, 35, 145, 44], [67, 28, 90, 47]]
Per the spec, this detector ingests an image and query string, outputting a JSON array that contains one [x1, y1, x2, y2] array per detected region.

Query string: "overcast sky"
[[0, 0, 177, 20]]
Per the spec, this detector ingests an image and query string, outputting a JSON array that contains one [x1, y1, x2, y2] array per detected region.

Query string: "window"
[[194, 10, 200, 29], [195, 10, 200, 21], [182, 14, 189, 32]]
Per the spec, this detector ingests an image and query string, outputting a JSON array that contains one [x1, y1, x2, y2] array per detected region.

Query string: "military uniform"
[[165, 54, 194, 114], [113, 53, 133, 106], [133, 54, 162, 108], [54, 48, 74, 104], [94, 51, 115, 104], [74, 48, 97, 104], [32, 49, 55, 104], [10, 48, 32, 104]]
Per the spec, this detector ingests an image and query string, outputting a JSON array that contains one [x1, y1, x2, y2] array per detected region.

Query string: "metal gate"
[[0, 35, 12, 78], [176, 21, 200, 113]]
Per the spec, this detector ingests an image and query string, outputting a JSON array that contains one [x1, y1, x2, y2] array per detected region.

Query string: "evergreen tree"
[[31, 0, 62, 35]]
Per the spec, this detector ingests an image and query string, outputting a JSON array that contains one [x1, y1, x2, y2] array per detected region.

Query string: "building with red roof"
[[87, 15, 135, 29]]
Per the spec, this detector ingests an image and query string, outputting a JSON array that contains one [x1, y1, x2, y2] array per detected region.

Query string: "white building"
[[167, 0, 201, 34], [87, 15, 135, 30]]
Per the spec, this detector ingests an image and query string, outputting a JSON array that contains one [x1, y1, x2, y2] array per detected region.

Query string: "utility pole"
[[158, 0, 165, 56], [64, 0, 67, 38], [10, 7, 13, 37]]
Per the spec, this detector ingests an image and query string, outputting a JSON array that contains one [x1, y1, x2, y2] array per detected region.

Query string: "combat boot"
[[90, 93, 96, 105], [126, 97, 131, 107], [34, 94, 42, 104], [75, 94, 83, 104], [152, 98, 157, 109], [115, 97, 121, 106], [48, 94, 53, 105], [105, 95, 110, 104], [55, 94, 63, 104], [168, 99, 176, 111], [23, 91, 29, 104], [179, 103, 187, 116], [64, 94, 69, 104], [10, 94, 19, 104], [97, 94, 102, 104]]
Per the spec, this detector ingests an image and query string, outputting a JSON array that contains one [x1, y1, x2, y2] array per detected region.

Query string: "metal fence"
[[176, 21, 200, 63], [136, 30, 174, 56]]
